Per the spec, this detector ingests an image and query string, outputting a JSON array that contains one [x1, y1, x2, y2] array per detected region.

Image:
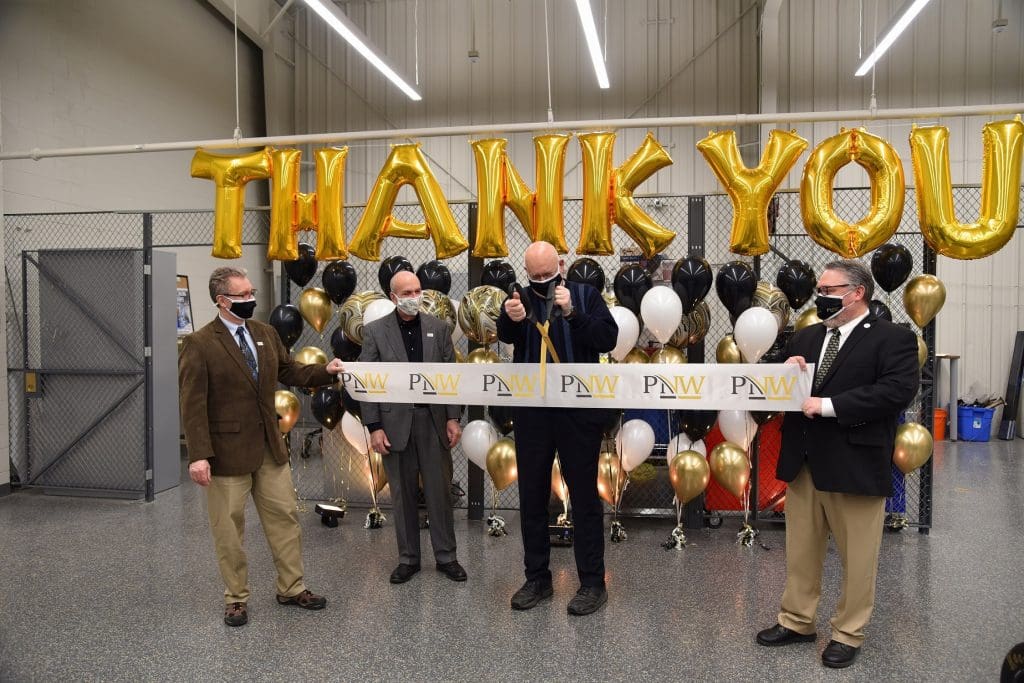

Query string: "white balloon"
[[461, 419, 498, 470], [666, 434, 707, 461], [363, 298, 397, 327], [733, 306, 779, 363], [640, 286, 683, 345], [341, 411, 372, 452], [609, 306, 640, 361], [718, 410, 757, 450], [616, 418, 656, 472]]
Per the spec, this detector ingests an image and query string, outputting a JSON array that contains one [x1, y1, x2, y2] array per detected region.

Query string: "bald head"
[[524, 241, 560, 281], [390, 270, 421, 297]]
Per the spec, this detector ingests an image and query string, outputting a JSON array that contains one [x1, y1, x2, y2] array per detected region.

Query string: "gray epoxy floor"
[[1, 439, 1022, 682]]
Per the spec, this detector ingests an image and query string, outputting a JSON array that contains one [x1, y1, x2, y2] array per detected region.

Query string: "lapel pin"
[[257, 341, 264, 346], [427, 332, 434, 338], [863, 323, 871, 329]]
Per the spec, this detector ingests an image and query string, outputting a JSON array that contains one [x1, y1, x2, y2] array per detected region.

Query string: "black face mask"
[[226, 298, 257, 320], [814, 294, 845, 322], [529, 273, 562, 297]]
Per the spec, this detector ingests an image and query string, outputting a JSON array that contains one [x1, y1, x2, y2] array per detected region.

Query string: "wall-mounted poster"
[[176, 275, 194, 336]]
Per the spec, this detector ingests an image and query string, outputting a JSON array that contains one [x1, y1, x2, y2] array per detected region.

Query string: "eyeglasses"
[[815, 284, 857, 296], [222, 289, 257, 299]]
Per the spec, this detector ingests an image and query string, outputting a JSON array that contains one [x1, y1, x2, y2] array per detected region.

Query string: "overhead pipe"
[[1, 102, 1022, 162]]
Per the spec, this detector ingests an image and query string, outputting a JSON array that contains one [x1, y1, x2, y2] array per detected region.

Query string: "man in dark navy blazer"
[[756, 259, 920, 669]]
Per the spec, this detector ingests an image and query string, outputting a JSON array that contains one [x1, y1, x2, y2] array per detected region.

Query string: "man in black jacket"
[[755, 259, 920, 668], [497, 241, 618, 616]]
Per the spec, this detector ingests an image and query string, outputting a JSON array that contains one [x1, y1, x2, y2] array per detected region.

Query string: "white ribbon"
[[340, 362, 813, 411]]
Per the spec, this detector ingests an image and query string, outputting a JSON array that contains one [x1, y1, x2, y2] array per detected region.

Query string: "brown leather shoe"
[[224, 602, 247, 627], [276, 589, 327, 610]]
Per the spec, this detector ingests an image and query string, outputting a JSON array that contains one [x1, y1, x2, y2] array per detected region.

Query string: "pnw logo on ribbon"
[[340, 362, 811, 411]]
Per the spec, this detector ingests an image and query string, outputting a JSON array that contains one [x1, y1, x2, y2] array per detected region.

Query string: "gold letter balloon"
[[800, 128, 905, 258], [190, 148, 273, 259], [349, 143, 468, 261], [910, 118, 1024, 259], [698, 129, 808, 256], [578, 132, 677, 258], [267, 148, 350, 261]]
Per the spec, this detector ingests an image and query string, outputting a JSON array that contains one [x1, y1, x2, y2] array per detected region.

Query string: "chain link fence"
[[10, 183, 998, 527]]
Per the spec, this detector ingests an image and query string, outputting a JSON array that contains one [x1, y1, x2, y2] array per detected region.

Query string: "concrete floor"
[[0, 438, 1021, 682]]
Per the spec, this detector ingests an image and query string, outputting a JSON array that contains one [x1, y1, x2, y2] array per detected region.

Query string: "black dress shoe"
[[567, 585, 608, 616], [436, 561, 467, 582], [510, 580, 553, 610], [389, 563, 421, 584], [756, 623, 817, 646], [224, 602, 247, 627], [821, 640, 859, 668]]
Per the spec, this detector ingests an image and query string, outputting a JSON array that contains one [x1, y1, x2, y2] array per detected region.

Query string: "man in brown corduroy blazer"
[[179, 266, 343, 627]]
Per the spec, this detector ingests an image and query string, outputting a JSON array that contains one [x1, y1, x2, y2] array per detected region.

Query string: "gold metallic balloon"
[[709, 441, 750, 500], [298, 287, 332, 334], [621, 348, 649, 364], [794, 308, 822, 331], [486, 438, 518, 491], [893, 422, 934, 474], [551, 455, 569, 503], [716, 334, 743, 363], [458, 285, 505, 345], [420, 289, 456, 333], [596, 450, 626, 507], [910, 119, 1024, 260], [916, 334, 928, 369], [903, 274, 946, 327], [800, 128, 905, 258], [577, 132, 677, 258], [465, 347, 500, 364], [348, 143, 469, 261], [650, 346, 686, 364], [293, 345, 328, 366], [274, 390, 301, 434], [338, 291, 387, 345], [454, 349, 466, 363], [470, 135, 571, 257], [366, 449, 389, 494], [668, 450, 711, 506], [685, 302, 711, 346], [190, 148, 273, 259], [697, 129, 808, 256], [267, 148, 350, 261], [753, 281, 792, 331]]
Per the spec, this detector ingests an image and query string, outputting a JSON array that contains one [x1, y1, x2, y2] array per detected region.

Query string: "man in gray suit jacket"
[[359, 270, 465, 584]]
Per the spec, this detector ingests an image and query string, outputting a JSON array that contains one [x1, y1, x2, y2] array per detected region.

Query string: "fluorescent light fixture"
[[855, 0, 932, 76], [574, 0, 610, 89], [301, 0, 422, 100]]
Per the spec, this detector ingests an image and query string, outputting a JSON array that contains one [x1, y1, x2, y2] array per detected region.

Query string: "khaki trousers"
[[778, 466, 886, 647], [206, 451, 306, 604]]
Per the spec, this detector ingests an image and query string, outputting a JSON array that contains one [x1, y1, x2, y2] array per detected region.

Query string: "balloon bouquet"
[[662, 412, 713, 549]]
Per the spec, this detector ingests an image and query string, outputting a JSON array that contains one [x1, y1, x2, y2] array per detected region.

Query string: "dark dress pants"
[[513, 407, 605, 588]]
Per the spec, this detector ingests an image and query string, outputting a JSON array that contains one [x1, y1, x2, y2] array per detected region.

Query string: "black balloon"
[[600, 409, 624, 438], [340, 386, 362, 421], [481, 260, 517, 293], [869, 299, 893, 322], [377, 255, 413, 293], [284, 242, 317, 287], [776, 260, 816, 310], [488, 405, 515, 436], [752, 411, 781, 426], [870, 244, 913, 293], [269, 304, 304, 351], [322, 260, 357, 304], [330, 326, 362, 362], [674, 409, 717, 442], [715, 261, 756, 319], [311, 387, 343, 430], [671, 256, 713, 315], [613, 264, 652, 316], [566, 257, 606, 292], [416, 260, 452, 294]]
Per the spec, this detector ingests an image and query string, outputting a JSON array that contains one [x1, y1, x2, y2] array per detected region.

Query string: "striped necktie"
[[236, 327, 258, 381], [814, 328, 841, 392]]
